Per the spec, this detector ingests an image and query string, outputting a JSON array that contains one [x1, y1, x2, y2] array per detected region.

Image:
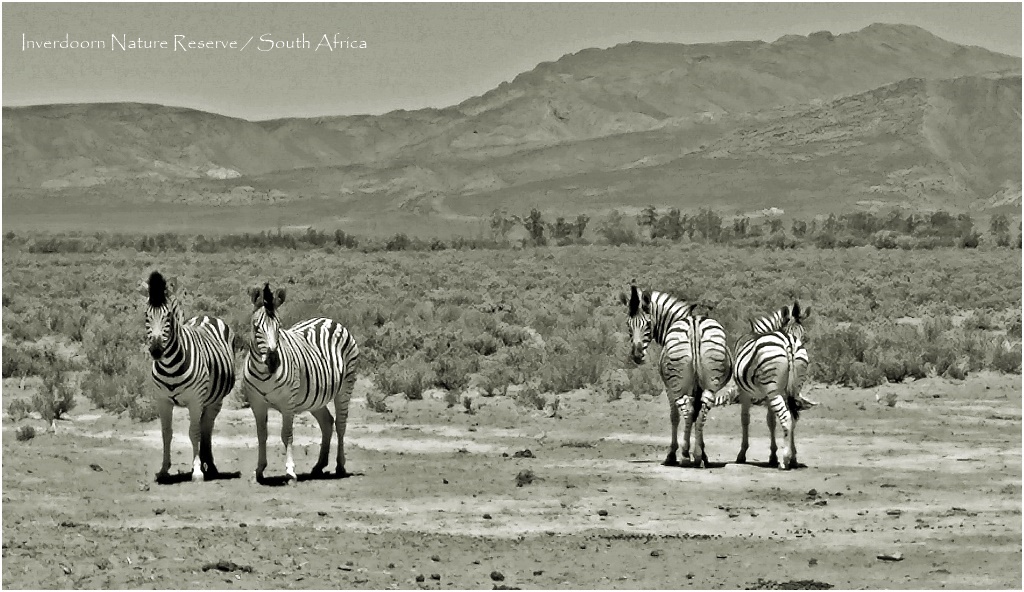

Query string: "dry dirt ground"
[[2, 373, 1021, 590]]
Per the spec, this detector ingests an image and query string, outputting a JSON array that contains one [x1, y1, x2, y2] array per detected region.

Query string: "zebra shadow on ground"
[[255, 470, 365, 487], [155, 470, 243, 485], [627, 459, 808, 470], [627, 459, 730, 469]]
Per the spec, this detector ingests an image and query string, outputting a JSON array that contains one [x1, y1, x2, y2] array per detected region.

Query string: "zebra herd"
[[143, 270, 814, 484], [619, 282, 815, 471], [144, 272, 357, 484]]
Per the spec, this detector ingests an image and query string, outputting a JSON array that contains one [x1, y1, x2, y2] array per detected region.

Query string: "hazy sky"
[[3, 2, 1021, 120]]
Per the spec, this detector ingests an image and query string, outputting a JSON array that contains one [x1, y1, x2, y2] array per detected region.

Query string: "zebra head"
[[749, 301, 810, 341], [788, 301, 810, 343], [618, 281, 652, 364], [144, 271, 182, 360], [249, 283, 286, 373]]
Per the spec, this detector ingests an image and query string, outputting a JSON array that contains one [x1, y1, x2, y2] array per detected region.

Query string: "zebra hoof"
[[336, 466, 348, 478], [662, 455, 679, 467], [191, 470, 204, 483], [768, 457, 779, 468]]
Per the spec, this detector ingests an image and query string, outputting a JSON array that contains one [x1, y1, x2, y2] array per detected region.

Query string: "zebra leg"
[[334, 389, 352, 477], [156, 398, 174, 481], [736, 393, 751, 464], [789, 416, 799, 469], [187, 403, 204, 482], [281, 411, 297, 483], [199, 401, 222, 477], [309, 407, 334, 476], [691, 394, 712, 468], [250, 396, 270, 483], [768, 396, 795, 470], [678, 393, 695, 463], [766, 405, 779, 468], [664, 393, 681, 466]]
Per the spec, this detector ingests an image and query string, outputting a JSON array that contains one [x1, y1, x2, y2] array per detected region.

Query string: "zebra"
[[143, 271, 236, 482], [619, 282, 733, 467], [243, 283, 359, 483], [730, 301, 815, 470]]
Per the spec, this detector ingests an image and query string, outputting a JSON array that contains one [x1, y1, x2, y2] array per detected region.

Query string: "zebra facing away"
[[243, 283, 359, 483], [619, 282, 733, 467], [730, 301, 815, 470], [143, 271, 235, 482]]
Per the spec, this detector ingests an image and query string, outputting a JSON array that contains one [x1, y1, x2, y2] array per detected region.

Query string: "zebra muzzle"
[[265, 349, 280, 372], [148, 343, 164, 359]]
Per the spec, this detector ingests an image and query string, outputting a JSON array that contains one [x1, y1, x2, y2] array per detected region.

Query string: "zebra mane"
[[148, 271, 167, 308], [262, 283, 276, 318], [650, 290, 698, 318], [749, 305, 791, 336]]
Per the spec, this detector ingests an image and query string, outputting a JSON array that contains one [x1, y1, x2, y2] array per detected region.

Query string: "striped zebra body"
[[732, 302, 812, 470], [244, 284, 359, 483], [144, 272, 236, 482], [620, 283, 732, 467]]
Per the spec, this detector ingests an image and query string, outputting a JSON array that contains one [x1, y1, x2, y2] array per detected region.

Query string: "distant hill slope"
[[439, 73, 1022, 217], [2, 23, 1021, 231]]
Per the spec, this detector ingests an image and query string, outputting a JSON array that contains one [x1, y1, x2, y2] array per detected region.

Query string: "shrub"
[[813, 232, 837, 249], [16, 425, 36, 441], [538, 349, 606, 394], [958, 231, 981, 249], [2, 344, 65, 379], [385, 233, 411, 251], [476, 362, 513, 397], [33, 367, 76, 425], [7, 399, 33, 422], [80, 356, 155, 420], [365, 391, 390, 413], [374, 360, 431, 400], [514, 386, 547, 410], [597, 211, 639, 246], [811, 325, 871, 385], [896, 235, 917, 250], [991, 343, 1022, 374], [846, 361, 886, 388], [872, 230, 900, 250], [333, 229, 359, 249], [628, 365, 663, 399], [466, 333, 501, 356], [600, 369, 630, 402], [83, 319, 138, 376], [433, 357, 472, 392]]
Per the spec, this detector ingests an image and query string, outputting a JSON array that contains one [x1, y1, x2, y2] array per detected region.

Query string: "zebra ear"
[[275, 288, 287, 307], [618, 291, 629, 307], [796, 303, 810, 322], [248, 287, 262, 307]]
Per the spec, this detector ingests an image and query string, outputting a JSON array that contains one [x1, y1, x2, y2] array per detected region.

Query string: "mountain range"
[[3, 23, 1021, 234]]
